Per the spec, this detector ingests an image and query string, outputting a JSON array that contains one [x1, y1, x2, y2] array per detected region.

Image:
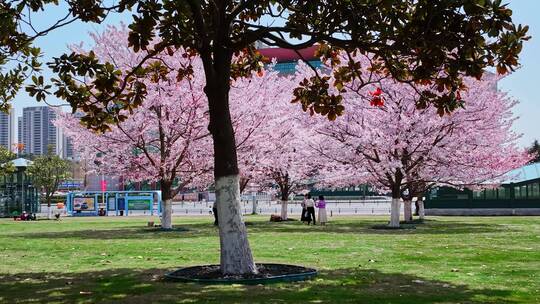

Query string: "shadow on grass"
[[243, 219, 511, 236], [7, 218, 511, 240], [0, 267, 516, 304], [7, 226, 203, 240]]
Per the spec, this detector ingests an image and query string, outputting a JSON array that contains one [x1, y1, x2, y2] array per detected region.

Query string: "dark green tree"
[[0, 145, 17, 175], [528, 140, 540, 163], [1, 0, 530, 275], [27, 146, 71, 219]]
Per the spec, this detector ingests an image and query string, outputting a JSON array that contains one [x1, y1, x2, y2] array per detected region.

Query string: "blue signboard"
[[66, 191, 161, 216], [60, 180, 83, 188]]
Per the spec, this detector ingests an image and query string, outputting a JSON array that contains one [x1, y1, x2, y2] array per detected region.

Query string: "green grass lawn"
[[0, 215, 539, 303]]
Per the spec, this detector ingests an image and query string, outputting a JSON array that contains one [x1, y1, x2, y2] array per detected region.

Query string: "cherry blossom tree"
[[308, 59, 529, 228], [231, 68, 321, 220], [229, 66, 298, 214], [255, 113, 318, 221], [5, 0, 528, 276], [56, 27, 288, 230], [56, 28, 214, 230]]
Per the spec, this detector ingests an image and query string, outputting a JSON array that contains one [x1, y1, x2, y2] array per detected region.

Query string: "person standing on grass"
[[305, 194, 316, 225], [301, 194, 309, 223], [212, 202, 218, 226], [316, 195, 328, 226]]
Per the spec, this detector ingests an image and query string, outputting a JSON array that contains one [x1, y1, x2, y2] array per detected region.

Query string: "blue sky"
[[12, 0, 539, 147]]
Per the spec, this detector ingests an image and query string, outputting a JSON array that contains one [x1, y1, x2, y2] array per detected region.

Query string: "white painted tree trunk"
[[403, 200, 412, 222], [389, 198, 401, 228], [48, 205, 52, 220], [280, 200, 288, 220], [251, 198, 258, 215], [216, 175, 257, 275], [161, 199, 173, 230], [418, 199, 425, 221]]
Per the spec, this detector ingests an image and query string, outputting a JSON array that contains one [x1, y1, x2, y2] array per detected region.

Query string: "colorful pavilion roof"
[[259, 45, 318, 63]]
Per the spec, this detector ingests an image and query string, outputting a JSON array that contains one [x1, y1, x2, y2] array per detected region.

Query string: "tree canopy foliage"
[[528, 140, 540, 163], [27, 146, 71, 207], [1, 0, 530, 275], [0, 146, 16, 176], [1, 0, 530, 129]]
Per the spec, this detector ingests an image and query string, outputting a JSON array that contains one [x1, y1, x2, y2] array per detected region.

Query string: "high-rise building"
[[57, 112, 83, 160], [19, 106, 59, 156], [17, 117, 22, 145], [57, 131, 76, 159], [0, 110, 15, 151]]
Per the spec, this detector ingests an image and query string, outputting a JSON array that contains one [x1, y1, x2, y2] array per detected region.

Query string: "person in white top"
[[304, 194, 316, 225]]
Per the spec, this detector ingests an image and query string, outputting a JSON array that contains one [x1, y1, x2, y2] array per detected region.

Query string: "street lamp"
[[94, 153, 106, 214]]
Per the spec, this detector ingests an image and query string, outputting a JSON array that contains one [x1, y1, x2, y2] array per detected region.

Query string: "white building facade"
[[19, 106, 59, 156], [0, 110, 16, 152]]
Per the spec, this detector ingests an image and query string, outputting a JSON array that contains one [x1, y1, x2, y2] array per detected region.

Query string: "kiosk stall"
[[66, 191, 162, 216]]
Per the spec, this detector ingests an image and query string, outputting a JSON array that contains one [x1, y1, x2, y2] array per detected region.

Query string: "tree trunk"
[[215, 175, 257, 275], [403, 200, 412, 222], [418, 199, 425, 221], [389, 198, 401, 228], [46, 196, 52, 220], [160, 181, 173, 230], [251, 198, 258, 215], [204, 50, 256, 275], [388, 175, 403, 228], [161, 199, 173, 229], [239, 176, 250, 193], [280, 199, 288, 220]]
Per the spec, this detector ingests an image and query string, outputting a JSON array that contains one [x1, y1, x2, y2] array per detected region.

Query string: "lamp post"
[[93, 153, 105, 214], [100, 173, 106, 212]]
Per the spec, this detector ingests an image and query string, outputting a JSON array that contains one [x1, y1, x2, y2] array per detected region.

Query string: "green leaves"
[[127, 0, 163, 52], [45, 49, 163, 132], [281, 0, 528, 118], [0, 145, 17, 176], [0, 0, 44, 112], [26, 75, 51, 102], [0, 0, 531, 129], [230, 47, 269, 80], [27, 146, 72, 202], [292, 76, 344, 121]]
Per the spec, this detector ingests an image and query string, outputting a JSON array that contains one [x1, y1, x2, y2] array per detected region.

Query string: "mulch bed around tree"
[[165, 263, 317, 284]]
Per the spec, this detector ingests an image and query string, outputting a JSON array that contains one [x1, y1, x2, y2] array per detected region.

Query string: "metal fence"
[[165, 198, 392, 216], [39, 197, 393, 217]]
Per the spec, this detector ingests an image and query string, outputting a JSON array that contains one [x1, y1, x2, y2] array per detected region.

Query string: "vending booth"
[[66, 191, 162, 216]]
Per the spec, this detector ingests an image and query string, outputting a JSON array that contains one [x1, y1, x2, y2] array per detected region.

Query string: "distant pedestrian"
[[300, 195, 309, 223], [316, 195, 328, 226], [304, 194, 316, 225], [212, 202, 218, 226], [54, 207, 62, 220]]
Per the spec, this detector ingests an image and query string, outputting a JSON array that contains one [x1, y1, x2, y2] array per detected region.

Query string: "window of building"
[[498, 187, 510, 200], [514, 186, 522, 199], [485, 188, 497, 199], [515, 185, 528, 199], [528, 182, 540, 199], [473, 190, 484, 200]]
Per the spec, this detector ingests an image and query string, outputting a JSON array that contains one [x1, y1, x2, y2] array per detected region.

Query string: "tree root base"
[[165, 263, 317, 284]]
